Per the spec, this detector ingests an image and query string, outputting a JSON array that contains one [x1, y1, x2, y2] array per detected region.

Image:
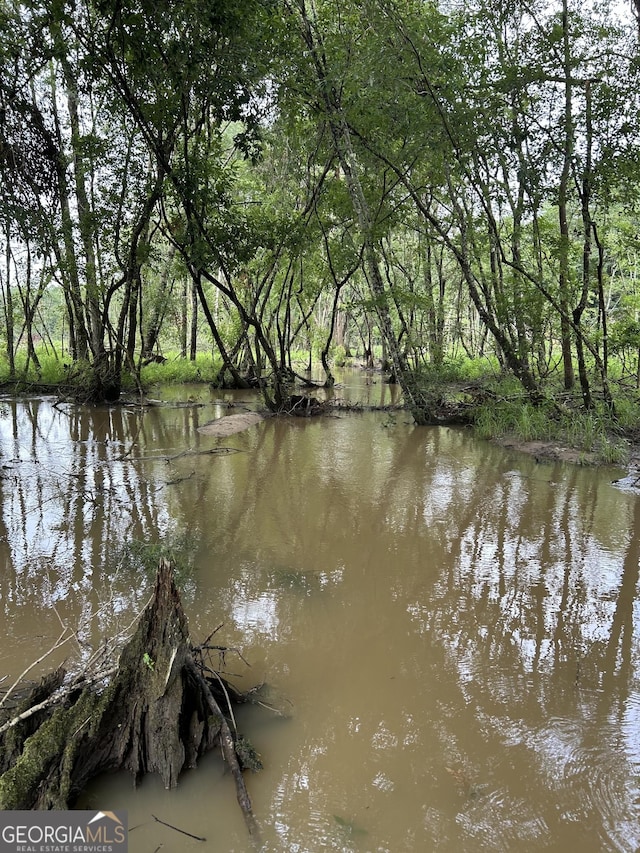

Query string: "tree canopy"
[[0, 0, 639, 420]]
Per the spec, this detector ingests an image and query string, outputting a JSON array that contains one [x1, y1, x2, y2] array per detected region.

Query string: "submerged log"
[[0, 559, 260, 837]]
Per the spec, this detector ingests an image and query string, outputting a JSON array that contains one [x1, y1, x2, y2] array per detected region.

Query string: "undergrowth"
[[1, 345, 638, 466], [410, 358, 637, 466], [474, 394, 630, 465], [139, 352, 221, 385], [0, 349, 222, 390], [0, 351, 68, 385]]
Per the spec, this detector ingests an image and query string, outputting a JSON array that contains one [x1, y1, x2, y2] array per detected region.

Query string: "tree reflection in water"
[[0, 395, 638, 851]]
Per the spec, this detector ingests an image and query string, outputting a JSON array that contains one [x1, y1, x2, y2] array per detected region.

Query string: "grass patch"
[[0, 347, 222, 389], [0, 351, 69, 385], [474, 399, 552, 442], [474, 391, 629, 465], [139, 352, 221, 386], [416, 355, 503, 384]]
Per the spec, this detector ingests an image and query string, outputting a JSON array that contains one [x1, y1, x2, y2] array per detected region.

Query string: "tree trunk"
[[49, 62, 89, 363], [63, 64, 102, 362], [559, 0, 575, 391], [190, 278, 198, 360], [293, 2, 434, 422], [575, 78, 594, 410], [0, 560, 260, 839], [2, 221, 15, 377]]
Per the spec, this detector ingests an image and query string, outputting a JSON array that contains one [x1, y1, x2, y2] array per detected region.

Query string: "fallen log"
[[0, 558, 261, 840]]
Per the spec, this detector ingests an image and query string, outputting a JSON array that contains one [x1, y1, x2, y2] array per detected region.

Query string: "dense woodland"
[[2, 0, 640, 432]]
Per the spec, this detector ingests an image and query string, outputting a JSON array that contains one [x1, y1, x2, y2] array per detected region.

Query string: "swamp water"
[[0, 377, 639, 852]]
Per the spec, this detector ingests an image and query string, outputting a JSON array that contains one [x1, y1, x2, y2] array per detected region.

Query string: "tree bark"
[[559, 0, 575, 391], [0, 558, 261, 838]]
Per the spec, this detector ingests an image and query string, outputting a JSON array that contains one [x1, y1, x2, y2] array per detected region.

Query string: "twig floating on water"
[[151, 814, 206, 842]]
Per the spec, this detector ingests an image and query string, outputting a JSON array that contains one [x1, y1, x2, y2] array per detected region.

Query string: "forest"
[[3, 1, 640, 841], [2, 0, 640, 456]]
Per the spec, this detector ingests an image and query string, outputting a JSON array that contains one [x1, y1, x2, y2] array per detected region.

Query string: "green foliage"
[[0, 0, 640, 431], [139, 353, 221, 386], [598, 440, 629, 467], [474, 399, 553, 442], [0, 345, 223, 389], [0, 349, 68, 385], [331, 344, 347, 367], [416, 355, 503, 384], [474, 385, 629, 465], [609, 392, 640, 432]]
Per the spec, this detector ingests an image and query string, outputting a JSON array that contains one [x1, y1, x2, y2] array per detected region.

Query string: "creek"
[[0, 372, 639, 852]]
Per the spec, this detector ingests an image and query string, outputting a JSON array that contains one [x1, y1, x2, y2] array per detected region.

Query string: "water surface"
[[0, 379, 638, 852]]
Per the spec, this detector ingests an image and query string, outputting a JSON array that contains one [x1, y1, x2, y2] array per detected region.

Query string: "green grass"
[[474, 392, 629, 465], [416, 354, 503, 384], [0, 347, 222, 389], [474, 400, 551, 441], [138, 351, 221, 385], [0, 350, 69, 385]]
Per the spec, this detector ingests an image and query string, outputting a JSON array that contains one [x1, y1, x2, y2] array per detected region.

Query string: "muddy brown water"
[[0, 376, 639, 852]]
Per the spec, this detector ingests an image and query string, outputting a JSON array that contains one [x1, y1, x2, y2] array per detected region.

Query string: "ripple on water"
[[272, 808, 370, 852], [530, 714, 640, 852], [622, 689, 640, 767], [454, 787, 550, 851], [458, 710, 640, 852]]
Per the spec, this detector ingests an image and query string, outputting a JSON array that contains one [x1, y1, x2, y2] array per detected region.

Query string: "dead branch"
[[0, 628, 73, 712], [151, 814, 206, 842], [0, 667, 116, 737], [184, 657, 261, 842]]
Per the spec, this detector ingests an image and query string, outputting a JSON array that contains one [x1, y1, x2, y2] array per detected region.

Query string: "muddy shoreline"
[[493, 435, 640, 493]]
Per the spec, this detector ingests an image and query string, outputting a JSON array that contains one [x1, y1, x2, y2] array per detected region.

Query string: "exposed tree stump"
[[0, 559, 259, 838]]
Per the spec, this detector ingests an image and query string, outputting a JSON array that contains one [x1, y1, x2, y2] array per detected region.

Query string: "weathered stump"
[[0, 559, 258, 837]]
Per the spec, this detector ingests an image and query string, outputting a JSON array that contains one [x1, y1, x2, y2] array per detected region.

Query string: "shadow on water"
[[0, 378, 638, 852]]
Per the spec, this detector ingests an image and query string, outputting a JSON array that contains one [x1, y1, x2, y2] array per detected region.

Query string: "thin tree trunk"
[[180, 278, 188, 358], [293, 0, 433, 422], [189, 279, 198, 360], [63, 66, 102, 361], [559, 0, 575, 390], [2, 222, 15, 377], [49, 61, 89, 362], [575, 78, 594, 410]]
